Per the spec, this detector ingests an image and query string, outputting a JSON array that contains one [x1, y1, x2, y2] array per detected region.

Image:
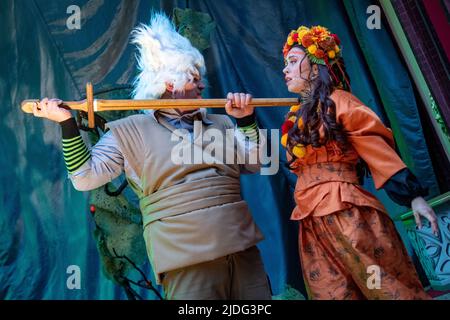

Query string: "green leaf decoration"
[[173, 8, 216, 51]]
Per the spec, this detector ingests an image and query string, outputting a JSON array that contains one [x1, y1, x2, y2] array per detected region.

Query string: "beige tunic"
[[105, 113, 264, 282]]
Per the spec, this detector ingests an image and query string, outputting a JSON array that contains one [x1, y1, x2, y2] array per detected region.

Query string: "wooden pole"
[[21, 83, 298, 128], [21, 97, 298, 113]]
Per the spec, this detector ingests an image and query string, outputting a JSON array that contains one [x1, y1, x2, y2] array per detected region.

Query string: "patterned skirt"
[[299, 206, 430, 300]]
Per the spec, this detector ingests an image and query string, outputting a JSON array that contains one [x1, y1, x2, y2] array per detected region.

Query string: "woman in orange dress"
[[280, 25, 439, 300]]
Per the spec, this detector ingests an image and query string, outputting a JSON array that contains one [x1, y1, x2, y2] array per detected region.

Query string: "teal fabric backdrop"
[[0, 0, 441, 299]]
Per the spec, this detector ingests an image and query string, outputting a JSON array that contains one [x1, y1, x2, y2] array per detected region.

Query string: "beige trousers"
[[161, 246, 272, 300]]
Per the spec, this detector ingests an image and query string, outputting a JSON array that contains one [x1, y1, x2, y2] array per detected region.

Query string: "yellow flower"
[[281, 134, 288, 147], [290, 104, 301, 113], [297, 26, 309, 33], [298, 30, 309, 42], [287, 36, 294, 46], [292, 145, 306, 158], [328, 50, 336, 59], [307, 44, 317, 55]]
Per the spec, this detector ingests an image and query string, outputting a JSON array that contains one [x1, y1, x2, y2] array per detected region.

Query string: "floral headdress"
[[282, 25, 341, 66]]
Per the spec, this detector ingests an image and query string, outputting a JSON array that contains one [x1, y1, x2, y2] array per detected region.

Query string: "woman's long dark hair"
[[286, 48, 351, 167]]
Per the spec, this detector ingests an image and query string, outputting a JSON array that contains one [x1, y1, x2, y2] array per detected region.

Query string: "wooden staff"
[[21, 83, 298, 128]]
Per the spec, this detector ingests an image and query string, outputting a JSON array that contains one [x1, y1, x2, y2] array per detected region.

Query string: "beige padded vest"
[[106, 113, 264, 282]]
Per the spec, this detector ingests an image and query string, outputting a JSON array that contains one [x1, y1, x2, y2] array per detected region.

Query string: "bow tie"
[[155, 109, 213, 131]]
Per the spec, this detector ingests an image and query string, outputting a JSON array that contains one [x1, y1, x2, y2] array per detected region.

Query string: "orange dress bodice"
[[288, 90, 406, 220]]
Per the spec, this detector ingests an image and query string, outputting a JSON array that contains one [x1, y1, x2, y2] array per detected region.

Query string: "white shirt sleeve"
[[69, 131, 125, 191]]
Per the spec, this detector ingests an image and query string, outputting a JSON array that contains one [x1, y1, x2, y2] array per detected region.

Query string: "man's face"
[[170, 75, 205, 113]]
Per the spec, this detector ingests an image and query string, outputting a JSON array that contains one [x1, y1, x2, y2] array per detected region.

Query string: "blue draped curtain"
[[0, 0, 440, 299]]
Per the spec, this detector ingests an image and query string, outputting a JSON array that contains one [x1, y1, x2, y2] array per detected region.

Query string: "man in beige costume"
[[32, 12, 271, 300]]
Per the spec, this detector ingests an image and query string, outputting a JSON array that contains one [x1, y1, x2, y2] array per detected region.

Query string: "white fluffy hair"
[[131, 12, 206, 100]]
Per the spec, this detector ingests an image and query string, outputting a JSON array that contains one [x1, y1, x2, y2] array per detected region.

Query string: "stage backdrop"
[[0, 0, 441, 299]]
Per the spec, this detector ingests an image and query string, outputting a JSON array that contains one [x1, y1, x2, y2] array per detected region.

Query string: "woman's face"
[[283, 47, 315, 94]]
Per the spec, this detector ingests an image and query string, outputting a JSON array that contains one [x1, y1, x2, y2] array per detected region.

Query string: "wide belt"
[[140, 176, 242, 227], [295, 161, 359, 191]]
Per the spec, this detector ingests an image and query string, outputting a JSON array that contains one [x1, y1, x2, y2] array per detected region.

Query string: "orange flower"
[[301, 34, 314, 48], [315, 49, 326, 59], [311, 26, 328, 34], [318, 37, 335, 51], [311, 26, 329, 41]]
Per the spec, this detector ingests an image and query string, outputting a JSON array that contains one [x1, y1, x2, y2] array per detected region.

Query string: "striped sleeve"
[[60, 118, 91, 173], [236, 113, 260, 143]]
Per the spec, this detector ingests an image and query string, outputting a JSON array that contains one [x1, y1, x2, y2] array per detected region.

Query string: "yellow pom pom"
[[297, 117, 304, 129], [292, 145, 306, 158], [328, 50, 336, 59], [335, 45, 340, 53], [288, 116, 297, 122], [281, 134, 288, 147], [308, 44, 317, 55], [290, 104, 301, 113]]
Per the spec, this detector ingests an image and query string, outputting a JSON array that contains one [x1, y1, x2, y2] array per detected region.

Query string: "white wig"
[[131, 12, 206, 100]]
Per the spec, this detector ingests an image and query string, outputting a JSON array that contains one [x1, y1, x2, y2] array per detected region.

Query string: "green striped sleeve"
[[62, 135, 91, 173], [237, 122, 260, 143], [236, 113, 260, 143], [59, 118, 90, 173]]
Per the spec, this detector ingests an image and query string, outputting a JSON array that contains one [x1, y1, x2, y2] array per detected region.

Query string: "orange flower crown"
[[282, 25, 342, 66]]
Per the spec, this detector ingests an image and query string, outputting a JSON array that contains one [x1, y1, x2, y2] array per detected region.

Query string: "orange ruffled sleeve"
[[334, 90, 407, 189]]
